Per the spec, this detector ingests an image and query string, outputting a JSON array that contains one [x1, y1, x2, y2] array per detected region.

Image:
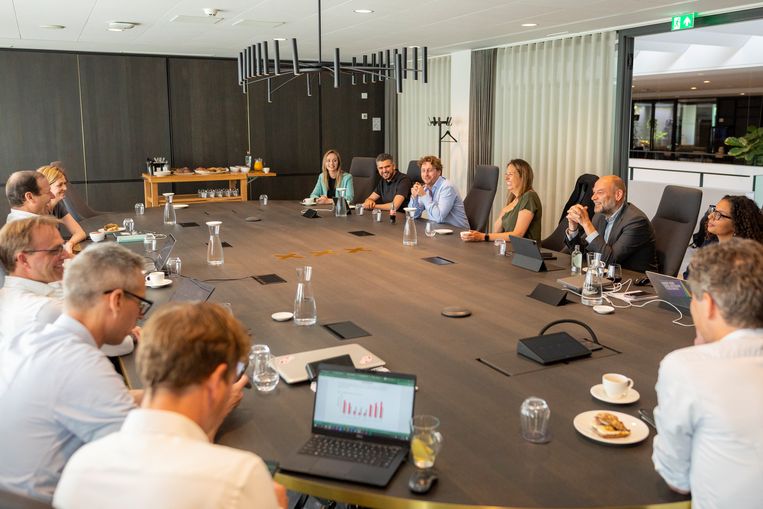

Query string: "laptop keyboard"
[[300, 435, 400, 467]]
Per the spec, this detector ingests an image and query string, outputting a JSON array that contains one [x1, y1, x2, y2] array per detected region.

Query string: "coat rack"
[[429, 117, 458, 159]]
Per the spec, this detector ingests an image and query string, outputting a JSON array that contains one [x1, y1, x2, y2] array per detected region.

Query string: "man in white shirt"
[[652, 239, 763, 509], [0, 217, 133, 356], [0, 242, 147, 501], [408, 155, 469, 229], [5, 170, 54, 223], [55, 302, 286, 509]]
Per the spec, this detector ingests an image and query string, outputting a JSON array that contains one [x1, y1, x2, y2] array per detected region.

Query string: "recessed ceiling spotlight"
[[39, 24, 65, 29], [690, 86, 697, 90], [353, 9, 374, 14], [107, 21, 137, 31], [521, 23, 538, 27], [703, 80, 710, 83], [274, 37, 287, 41]]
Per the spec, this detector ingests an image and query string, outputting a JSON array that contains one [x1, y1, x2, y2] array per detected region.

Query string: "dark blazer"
[[564, 202, 657, 273]]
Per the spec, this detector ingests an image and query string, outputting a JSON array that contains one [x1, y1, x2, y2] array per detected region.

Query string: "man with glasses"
[[55, 303, 284, 509], [5, 170, 54, 223], [564, 175, 657, 272], [0, 242, 146, 501], [652, 239, 763, 509], [0, 217, 133, 356]]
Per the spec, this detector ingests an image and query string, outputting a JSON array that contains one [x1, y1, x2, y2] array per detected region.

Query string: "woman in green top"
[[309, 149, 354, 204], [462, 158, 542, 242]]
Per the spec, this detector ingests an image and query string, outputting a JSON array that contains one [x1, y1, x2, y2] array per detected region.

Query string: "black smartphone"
[[305, 355, 354, 381]]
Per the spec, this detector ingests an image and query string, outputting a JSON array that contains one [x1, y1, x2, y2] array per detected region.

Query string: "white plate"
[[145, 279, 172, 289], [573, 410, 649, 445], [590, 384, 640, 404], [271, 311, 294, 322], [99, 226, 126, 233], [173, 203, 189, 209], [434, 228, 454, 235]]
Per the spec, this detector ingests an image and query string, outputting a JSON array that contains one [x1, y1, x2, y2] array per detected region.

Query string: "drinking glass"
[[166, 256, 182, 277], [607, 264, 622, 283], [122, 218, 134, 234], [134, 203, 145, 215], [373, 209, 382, 222], [259, 194, 268, 206], [410, 415, 443, 469], [425, 223, 436, 238], [249, 344, 279, 392], [586, 252, 603, 273], [520, 397, 551, 443], [494, 239, 507, 256], [356, 204, 364, 216]]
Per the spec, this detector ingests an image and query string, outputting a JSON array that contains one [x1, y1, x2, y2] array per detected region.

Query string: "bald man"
[[564, 175, 656, 272]]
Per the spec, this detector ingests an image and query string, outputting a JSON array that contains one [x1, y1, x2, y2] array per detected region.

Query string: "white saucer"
[[99, 226, 125, 233], [590, 384, 640, 404], [271, 311, 294, 322], [593, 305, 615, 315], [301, 200, 316, 206], [434, 228, 454, 235], [573, 410, 649, 445], [173, 203, 189, 209], [145, 279, 172, 288]]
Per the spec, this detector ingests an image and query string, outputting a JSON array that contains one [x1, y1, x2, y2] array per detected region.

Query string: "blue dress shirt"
[[408, 176, 469, 229]]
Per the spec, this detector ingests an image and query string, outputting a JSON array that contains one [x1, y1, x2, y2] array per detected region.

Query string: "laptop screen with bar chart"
[[312, 369, 416, 442]]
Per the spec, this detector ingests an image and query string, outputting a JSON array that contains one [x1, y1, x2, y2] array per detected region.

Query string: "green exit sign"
[[671, 13, 695, 31]]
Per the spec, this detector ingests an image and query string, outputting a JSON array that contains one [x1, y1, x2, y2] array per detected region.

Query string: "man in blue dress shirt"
[[407, 155, 469, 230]]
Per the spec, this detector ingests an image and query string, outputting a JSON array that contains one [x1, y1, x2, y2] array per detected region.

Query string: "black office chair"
[[63, 183, 108, 221], [651, 185, 703, 276], [406, 160, 423, 184], [348, 157, 379, 205], [541, 173, 598, 251], [463, 165, 499, 232]]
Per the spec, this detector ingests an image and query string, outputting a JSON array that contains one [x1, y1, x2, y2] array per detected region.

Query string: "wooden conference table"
[[84, 202, 692, 509]]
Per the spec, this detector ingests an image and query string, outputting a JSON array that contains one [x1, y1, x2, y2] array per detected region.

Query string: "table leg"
[[240, 176, 248, 202]]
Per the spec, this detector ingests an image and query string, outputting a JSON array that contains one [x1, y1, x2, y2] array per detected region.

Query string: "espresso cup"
[[145, 271, 165, 285], [602, 373, 634, 399]]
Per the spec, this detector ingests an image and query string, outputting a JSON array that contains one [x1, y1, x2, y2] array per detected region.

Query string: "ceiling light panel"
[[169, 15, 224, 25]]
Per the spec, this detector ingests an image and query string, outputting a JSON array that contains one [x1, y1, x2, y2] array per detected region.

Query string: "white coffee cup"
[[302, 198, 315, 206], [602, 373, 634, 399], [89, 231, 105, 243], [145, 271, 165, 286]]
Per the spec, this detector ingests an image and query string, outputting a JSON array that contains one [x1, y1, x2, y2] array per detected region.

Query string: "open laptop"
[[280, 367, 416, 487], [646, 271, 692, 313], [509, 235, 564, 272]]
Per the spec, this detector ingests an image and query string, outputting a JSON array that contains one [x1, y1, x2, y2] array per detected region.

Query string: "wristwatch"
[[484, 234, 490, 242]]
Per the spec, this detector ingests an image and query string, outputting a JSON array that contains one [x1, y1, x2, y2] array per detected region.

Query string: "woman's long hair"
[[321, 150, 343, 188], [506, 158, 534, 204]]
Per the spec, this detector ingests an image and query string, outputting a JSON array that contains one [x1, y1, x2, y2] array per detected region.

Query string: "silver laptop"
[[274, 344, 385, 384], [279, 367, 416, 487], [646, 271, 692, 312]]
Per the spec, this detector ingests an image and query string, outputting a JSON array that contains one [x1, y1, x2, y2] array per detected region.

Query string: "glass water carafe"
[[206, 221, 224, 266], [294, 266, 317, 326], [403, 207, 417, 246], [163, 193, 176, 225], [335, 187, 348, 217]]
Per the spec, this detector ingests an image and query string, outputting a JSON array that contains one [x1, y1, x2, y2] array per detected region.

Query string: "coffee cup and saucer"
[[301, 198, 316, 206], [145, 271, 173, 289], [590, 373, 640, 404]]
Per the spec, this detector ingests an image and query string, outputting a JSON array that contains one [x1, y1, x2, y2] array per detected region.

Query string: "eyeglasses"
[[102, 289, 153, 316], [707, 205, 732, 221], [22, 244, 66, 256]]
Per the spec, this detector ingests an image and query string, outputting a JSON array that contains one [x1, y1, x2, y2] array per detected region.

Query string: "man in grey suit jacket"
[[564, 175, 657, 272]]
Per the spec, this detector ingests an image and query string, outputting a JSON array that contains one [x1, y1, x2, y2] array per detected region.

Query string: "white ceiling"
[[633, 18, 763, 97], [1, 0, 763, 59]]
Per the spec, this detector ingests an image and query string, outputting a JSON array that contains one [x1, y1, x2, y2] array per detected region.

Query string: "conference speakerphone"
[[516, 332, 593, 365]]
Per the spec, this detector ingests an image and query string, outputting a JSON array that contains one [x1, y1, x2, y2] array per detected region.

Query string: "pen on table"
[[639, 409, 657, 430], [476, 358, 512, 377]]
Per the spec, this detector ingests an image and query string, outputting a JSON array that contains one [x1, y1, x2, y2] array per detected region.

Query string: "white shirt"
[[0, 315, 135, 502], [652, 328, 763, 509], [0, 275, 133, 355], [54, 409, 280, 509], [5, 209, 38, 223]]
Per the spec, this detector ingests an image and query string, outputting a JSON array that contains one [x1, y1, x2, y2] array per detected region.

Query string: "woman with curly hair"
[[705, 195, 763, 244]]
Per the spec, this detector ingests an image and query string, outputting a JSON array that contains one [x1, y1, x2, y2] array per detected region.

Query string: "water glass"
[[166, 256, 182, 277], [134, 203, 145, 215], [259, 194, 268, 206], [143, 232, 157, 252], [356, 204, 364, 216], [494, 239, 507, 256], [122, 218, 134, 234], [607, 263, 622, 283], [425, 222, 436, 238], [249, 344, 279, 392], [373, 209, 382, 222], [410, 415, 443, 469], [520, 397, 551, 443], [586, 252, 603, 273]]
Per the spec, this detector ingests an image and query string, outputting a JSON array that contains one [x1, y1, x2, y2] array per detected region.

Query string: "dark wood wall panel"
[[0, 50, 85, 182], [85, 181, 143, 213], [320, 75, 385, 164], [79, 54, 171, 181], [169, 58, 247, 168]]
